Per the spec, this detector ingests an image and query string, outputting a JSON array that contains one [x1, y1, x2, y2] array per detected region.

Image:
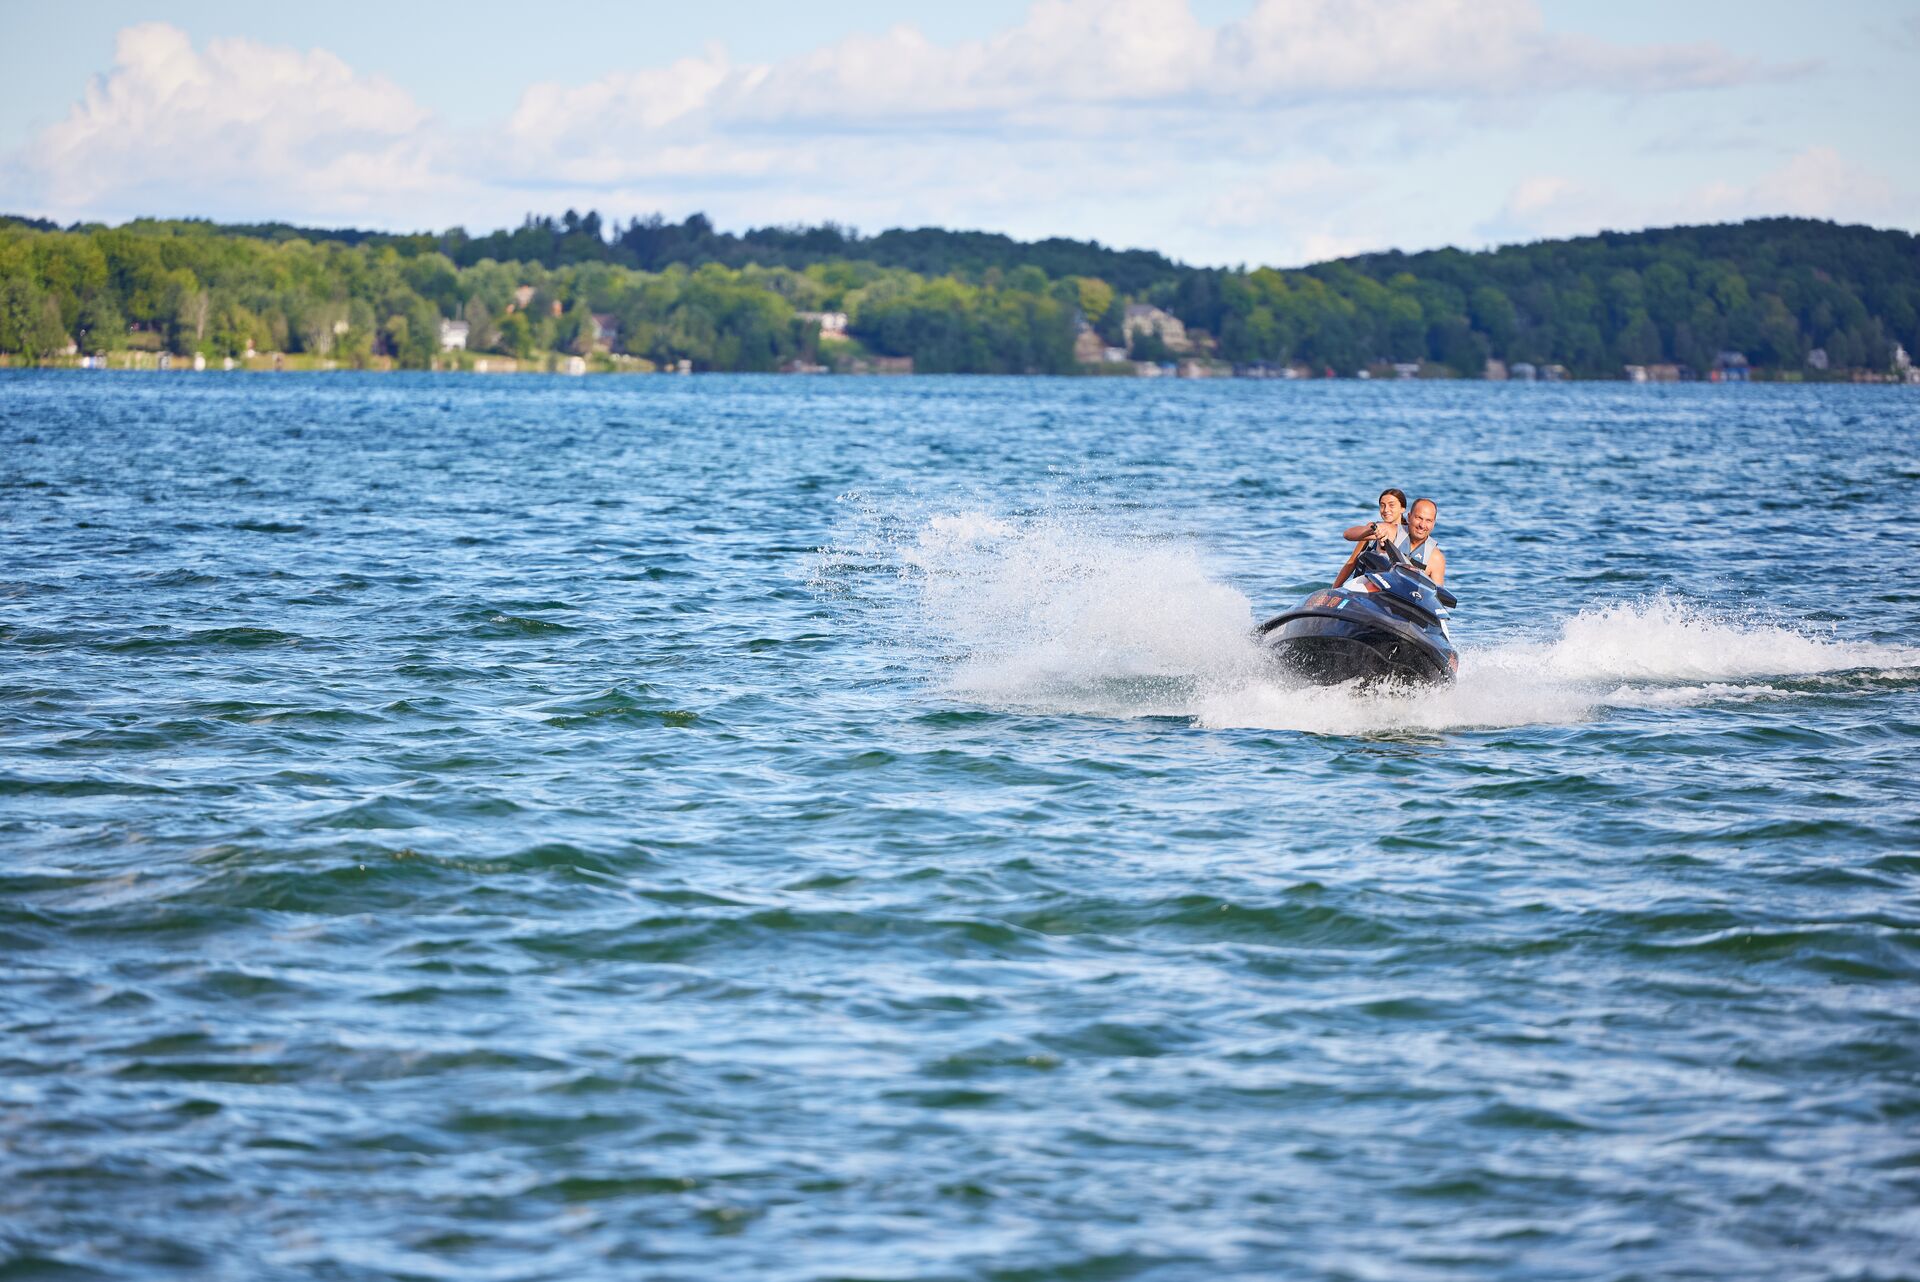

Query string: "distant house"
[[1540, 364, 1569, 381], [1710, 351, 1750, 383], [798, 311, 848, 338], [590, 313, 619, 350], [1510, 362, 1537, 381], [513, 285, 536, 309], [1806, 348, 1829, 371], [1073, 328, 1106, 364], [1624, 365, 1649, 382], [562, 355, 587, 376], [1484, 359, 1508, 381], [440, 319, 470, 351], [1647, 363, 1684, 382], [1122, 304, 1191, 352], [1392, 362, 1421, 380]]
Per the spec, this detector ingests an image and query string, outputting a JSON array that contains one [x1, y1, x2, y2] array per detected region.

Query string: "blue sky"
[[3, 0, 1915, 266]]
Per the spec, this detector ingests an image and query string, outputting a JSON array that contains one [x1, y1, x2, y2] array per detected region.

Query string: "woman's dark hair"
[[1380, 488, 1409, 512]]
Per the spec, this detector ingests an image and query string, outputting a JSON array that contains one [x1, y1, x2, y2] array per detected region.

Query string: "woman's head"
[[1378, 488, 1408, 521]]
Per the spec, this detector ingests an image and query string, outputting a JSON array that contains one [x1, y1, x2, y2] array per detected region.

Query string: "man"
[[1405, 497, 1446, 586]]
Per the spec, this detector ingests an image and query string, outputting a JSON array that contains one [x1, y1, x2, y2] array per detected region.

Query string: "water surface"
[[3, 373, 1918, 1281]]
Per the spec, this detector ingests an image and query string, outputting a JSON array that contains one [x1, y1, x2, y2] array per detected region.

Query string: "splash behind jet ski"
[[1258, 540, 1459, 686]]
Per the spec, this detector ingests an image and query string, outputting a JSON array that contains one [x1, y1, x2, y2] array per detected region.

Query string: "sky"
[[2, 0, 1916, 267]]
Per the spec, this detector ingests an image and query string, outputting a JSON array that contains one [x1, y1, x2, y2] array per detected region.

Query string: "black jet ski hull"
[[1259, 591, 1458, 687]]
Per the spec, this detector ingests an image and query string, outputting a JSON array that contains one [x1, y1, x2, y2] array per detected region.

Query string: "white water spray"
[[829, 506, 1920, 736]]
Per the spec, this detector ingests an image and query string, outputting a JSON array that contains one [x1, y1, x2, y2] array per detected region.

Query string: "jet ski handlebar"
[[1361, 538, 1458, 609]]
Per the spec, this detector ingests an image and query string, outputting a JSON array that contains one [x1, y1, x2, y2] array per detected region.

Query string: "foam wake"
[[834, 507, 1919, 736], [901, 511, 1268, 717], [1220, 596, 1916, 735], [1221, 596, 1918, 734]]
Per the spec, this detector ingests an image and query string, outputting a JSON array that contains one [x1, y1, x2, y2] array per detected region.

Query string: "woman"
[[1333, 488, 1409, 587]]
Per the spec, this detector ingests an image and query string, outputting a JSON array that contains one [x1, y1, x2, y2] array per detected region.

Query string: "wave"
[[838, 505, 1919, 736], [898, 509, 1268, 717]]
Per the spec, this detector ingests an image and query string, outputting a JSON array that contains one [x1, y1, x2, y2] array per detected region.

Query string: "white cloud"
[[2, 5, 1844, 265], [1480, 147, 1912, 246], [22, 23, 450, 220], [474, 0, 1772, 262], [1202, 159, 1376, 229], [1690, 146, 1899, 224], [505, 0, 1759, 157]]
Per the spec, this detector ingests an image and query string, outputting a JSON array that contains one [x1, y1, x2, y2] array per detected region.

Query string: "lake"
[[3, 372, 1918, 1281]]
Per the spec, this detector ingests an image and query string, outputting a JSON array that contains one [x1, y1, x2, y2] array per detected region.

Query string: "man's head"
[[1408, 498, 1438, 543]]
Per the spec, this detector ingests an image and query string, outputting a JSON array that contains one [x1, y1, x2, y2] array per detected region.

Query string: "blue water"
[[4, 372, 1919, 1281]]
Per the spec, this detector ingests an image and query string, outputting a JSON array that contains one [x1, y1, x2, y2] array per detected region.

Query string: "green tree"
[[1076, 277, 1115, 325], [0, 278, 69, 356], [75, 294, 125, 355], [496, 310, 533, 358], [557, 301, 595, 355]]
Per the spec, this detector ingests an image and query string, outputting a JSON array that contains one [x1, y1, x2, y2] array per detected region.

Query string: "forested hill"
[[91, 213, 1190, 297], [1, 210, 1915, 378]]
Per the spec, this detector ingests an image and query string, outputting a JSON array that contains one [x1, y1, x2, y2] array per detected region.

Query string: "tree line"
[[1, 212, 1914, 377]]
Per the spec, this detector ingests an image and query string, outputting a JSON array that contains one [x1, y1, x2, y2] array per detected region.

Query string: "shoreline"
[[3, 353, 1913, 384]]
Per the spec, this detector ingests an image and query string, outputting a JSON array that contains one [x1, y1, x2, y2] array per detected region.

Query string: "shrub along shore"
[[1, 212, 1915, 380]]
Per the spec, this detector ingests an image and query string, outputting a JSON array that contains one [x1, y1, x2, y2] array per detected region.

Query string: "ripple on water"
[[2, 375, 1918, 1281]]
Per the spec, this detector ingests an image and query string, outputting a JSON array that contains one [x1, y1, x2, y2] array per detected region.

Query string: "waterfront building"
[[797, 311, 848, 338], [1122, 304, 1191, 352]]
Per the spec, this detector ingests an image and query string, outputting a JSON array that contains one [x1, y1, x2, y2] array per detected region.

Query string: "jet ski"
[[1258, 540, 1459, 685]]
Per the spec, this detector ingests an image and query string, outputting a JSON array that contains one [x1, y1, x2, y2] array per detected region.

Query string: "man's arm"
[[1425, 547, 1446, 586]]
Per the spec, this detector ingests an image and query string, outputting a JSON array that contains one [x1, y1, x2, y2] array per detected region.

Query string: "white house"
[[440, 319, 470, 351], [1122, 304, 1191, 352], [798, 311, 848, 338]]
